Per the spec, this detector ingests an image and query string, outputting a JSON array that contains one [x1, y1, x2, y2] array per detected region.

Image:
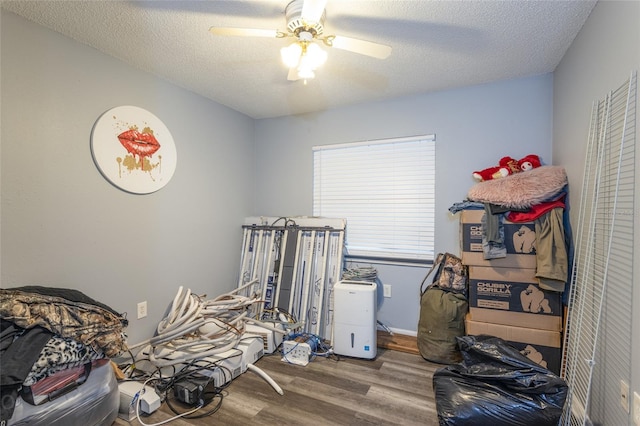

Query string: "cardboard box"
[[465, 318, 562, 375], [468, 266, 563, 331], [460, 209, 536, 268]]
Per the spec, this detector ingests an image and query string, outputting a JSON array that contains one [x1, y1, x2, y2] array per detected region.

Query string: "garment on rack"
[[534, 208, 568, 292]]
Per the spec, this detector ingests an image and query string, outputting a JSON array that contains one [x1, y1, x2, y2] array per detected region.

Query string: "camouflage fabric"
[[0, 288, 128, 357], [433, 252, 468, 296]]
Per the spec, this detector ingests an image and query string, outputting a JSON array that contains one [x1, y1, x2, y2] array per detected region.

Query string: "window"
[[313, 135, 435, 263]]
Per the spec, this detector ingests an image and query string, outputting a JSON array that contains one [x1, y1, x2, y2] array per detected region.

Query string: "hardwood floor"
[[112, 347, 441, 425]]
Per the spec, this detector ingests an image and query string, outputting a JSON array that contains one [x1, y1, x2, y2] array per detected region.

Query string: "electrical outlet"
[[634, 391, 640, 425], [383, 284, 392, 298], [137, 301, 147, 319], [621, 380, 630, 413]]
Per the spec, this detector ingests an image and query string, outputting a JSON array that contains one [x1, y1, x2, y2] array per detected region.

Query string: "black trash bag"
[[433, 335, 568, 426]]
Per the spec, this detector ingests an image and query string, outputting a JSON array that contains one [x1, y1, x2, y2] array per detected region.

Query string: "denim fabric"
[[481, 206, 507, 259], [448, 200, 484, 214]]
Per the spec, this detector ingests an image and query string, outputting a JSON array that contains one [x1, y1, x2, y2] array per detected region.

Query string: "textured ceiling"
[[2, 0, 597, 119]]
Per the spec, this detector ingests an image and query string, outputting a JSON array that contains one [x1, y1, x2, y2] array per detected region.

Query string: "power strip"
[[281, 340, 314, 366]]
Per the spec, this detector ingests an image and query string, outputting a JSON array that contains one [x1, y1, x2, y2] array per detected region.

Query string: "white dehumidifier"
[[333, 280, 377, 359]]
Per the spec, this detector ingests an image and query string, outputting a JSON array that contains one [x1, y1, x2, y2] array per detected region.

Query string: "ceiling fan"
[[209, 0, 392, 82]]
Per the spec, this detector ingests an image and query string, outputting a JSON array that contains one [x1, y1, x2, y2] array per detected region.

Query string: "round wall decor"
[[91, 106, 177, 194]]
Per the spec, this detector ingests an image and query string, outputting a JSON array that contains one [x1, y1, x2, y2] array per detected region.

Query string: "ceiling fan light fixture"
[[295, 42, 326, 81], [281, 42, 303, 68], [282, 39, 327, 80], [305, 42, 327, 68]]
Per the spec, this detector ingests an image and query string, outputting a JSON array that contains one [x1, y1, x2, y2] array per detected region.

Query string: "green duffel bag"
[[417, 286, 468, 364]]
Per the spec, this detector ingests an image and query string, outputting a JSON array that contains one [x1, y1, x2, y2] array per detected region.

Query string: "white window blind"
[[313, 135, 435, 262]]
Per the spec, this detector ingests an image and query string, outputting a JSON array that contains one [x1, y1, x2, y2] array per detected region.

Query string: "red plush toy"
[[518, 154, 542, 172], [472, 156, 519, 182]]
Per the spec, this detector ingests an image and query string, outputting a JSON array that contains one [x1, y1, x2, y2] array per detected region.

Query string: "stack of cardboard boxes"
[[460, 209, 563, 374]]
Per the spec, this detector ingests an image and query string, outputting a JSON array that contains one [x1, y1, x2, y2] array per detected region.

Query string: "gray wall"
[[553, 0, 640, 421], [253, 75, 554, 332], [1, 11, 255, 344]]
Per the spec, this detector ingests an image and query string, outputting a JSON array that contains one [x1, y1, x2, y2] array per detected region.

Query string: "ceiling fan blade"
[[209, 27, 279, 38], [328, 35, 392, 59], [301, 0, 327, 24]]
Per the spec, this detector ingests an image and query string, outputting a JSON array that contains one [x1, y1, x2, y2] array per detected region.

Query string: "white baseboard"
[[387, 327, 417, 337]]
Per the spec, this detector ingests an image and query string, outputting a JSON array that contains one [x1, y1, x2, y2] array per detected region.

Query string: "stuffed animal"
[[472, 156, 519, 182], [518, 154, 542, 172]]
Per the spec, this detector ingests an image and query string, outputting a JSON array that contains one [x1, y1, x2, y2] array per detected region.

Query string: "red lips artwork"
[[92, 105, 177, 194], [117, 128, 161, 170]]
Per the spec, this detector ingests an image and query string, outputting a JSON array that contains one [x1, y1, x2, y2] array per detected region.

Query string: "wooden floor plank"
[[377, 331, 420, 355], [112, 348, 440, 425]]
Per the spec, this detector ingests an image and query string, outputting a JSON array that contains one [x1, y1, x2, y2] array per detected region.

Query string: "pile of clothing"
[[451, 165, 571, 293], [0, 286, 128, 424]]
